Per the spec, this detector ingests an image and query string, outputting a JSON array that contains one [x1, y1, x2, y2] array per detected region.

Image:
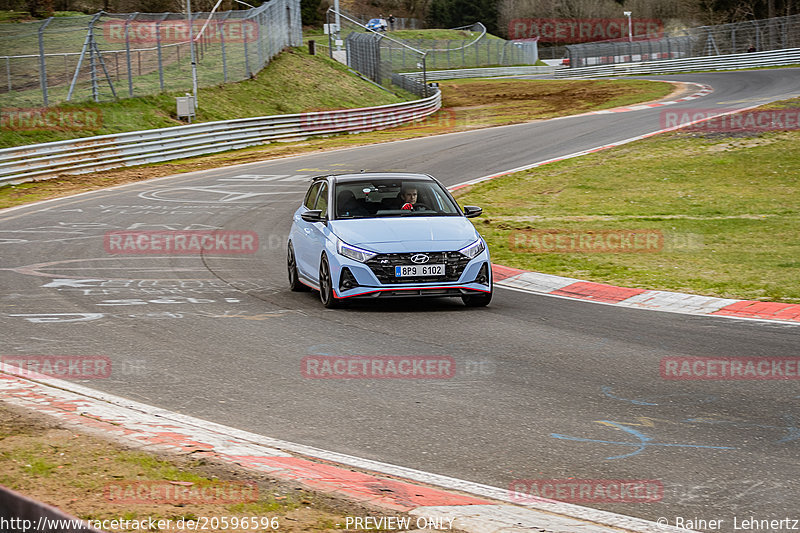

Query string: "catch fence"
[[566, 13, 800, 68], [328, 11, 537, 97], [0, 0, 301, 107], [386, 30, 538, 71]]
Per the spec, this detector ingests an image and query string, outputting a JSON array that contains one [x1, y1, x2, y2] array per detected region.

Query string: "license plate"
[[395, 264, 444, 277]]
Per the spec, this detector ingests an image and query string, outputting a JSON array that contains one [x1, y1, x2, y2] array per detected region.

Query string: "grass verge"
[[454, 97, 800, 303], [0, 48, 405, 148], [0, 402, 413, 532], [0, 78, 675, 209]]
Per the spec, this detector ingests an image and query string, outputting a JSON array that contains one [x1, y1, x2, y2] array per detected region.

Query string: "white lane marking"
[[411, 505, 696, 533]]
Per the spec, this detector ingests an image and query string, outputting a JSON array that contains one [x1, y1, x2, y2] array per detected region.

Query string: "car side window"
[[304, 182, 322, 209], [314, 183, 329, 218]]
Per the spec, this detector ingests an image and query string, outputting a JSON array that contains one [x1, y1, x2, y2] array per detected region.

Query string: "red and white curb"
[[0, 367, 694, 533], [591, 83, 714, 113], [491, 264, 800, 324]]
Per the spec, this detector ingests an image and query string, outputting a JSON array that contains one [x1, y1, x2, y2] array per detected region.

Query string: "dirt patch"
[[440, 79, 679, 114]]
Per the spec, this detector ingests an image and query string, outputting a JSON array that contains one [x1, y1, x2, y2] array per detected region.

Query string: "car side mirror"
[[463, 205, 482, 218], [301, 210, 325, 223]]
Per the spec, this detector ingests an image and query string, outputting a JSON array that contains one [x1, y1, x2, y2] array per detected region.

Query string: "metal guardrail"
[[555, 47, 800, 78], [404, 65, 556, 81], [0, 484, 105, 533], [0, 91, 440, 185]]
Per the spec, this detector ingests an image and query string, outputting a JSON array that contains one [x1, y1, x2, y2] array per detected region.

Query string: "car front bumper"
[[330, 254, 492, 300]]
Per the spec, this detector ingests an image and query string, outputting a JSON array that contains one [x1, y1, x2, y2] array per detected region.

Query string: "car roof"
[[314, 172, 437, 184]]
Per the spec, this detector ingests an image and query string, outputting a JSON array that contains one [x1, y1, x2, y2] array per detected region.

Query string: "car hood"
[[330, 217, 479, 253]]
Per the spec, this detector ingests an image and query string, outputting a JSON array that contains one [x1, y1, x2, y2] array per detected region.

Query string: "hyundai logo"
[[410, 253, 430, 264]]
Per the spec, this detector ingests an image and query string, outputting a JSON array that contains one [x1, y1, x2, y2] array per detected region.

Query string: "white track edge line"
[[494, 284, 800, 327]]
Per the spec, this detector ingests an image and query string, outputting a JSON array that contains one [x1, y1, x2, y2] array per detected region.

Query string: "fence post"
[[155, 14, 167, 91], [124, 13, 138, 97], [421, 53, 427, 97], [243, 18, 250, 76], [255, 12, 264, 69], [218, 12, 231, 82], [447, 40, 450, 68], [38, 17, 53, 106]]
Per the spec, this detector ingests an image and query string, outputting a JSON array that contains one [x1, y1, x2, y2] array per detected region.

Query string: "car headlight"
[[459, 238, 486, 259], [337, 239, 377, 263]]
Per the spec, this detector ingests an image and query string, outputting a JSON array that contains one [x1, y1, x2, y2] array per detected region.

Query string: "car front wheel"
[[462, 288, 492, 307], [287, 242, 309, 292], [319, 254, 341, 308]]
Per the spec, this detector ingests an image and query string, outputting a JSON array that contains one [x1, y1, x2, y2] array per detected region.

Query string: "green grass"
[[0, 10, 35, 22], [2, 447, 59, 477], [0, 10, 86, 21], [455, 99, 800, 303], [0, 48, 404, 148]]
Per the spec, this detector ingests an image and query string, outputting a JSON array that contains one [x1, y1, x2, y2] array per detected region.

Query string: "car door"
[[293, 181, 323, 280], [305, 181, 331, 280]]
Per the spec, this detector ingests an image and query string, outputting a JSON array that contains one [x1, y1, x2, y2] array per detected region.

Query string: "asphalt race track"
[[2, 69, 800, 529]]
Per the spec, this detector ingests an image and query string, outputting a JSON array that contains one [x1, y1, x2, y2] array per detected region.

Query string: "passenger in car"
[[337, 190, 369, 217]]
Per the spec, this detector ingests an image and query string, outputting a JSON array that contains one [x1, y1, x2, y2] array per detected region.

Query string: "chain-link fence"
[[327, 11, 538, 98], [0, 0, 301, 107], [566, 13, 800, 68], [385, 26, 538, 71], [328, 9, 430, 97]]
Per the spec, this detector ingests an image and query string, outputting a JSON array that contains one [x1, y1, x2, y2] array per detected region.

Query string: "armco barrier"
[[0, 484, 105, 532], [0, 91, 440, 185], [555, 47, 800, 78]]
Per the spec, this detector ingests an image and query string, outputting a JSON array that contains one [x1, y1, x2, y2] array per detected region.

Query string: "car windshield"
[[334, 179, 462, 219]]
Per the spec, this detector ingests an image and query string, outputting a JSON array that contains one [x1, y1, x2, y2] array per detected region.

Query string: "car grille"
[[365, 252, 470, 284]]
